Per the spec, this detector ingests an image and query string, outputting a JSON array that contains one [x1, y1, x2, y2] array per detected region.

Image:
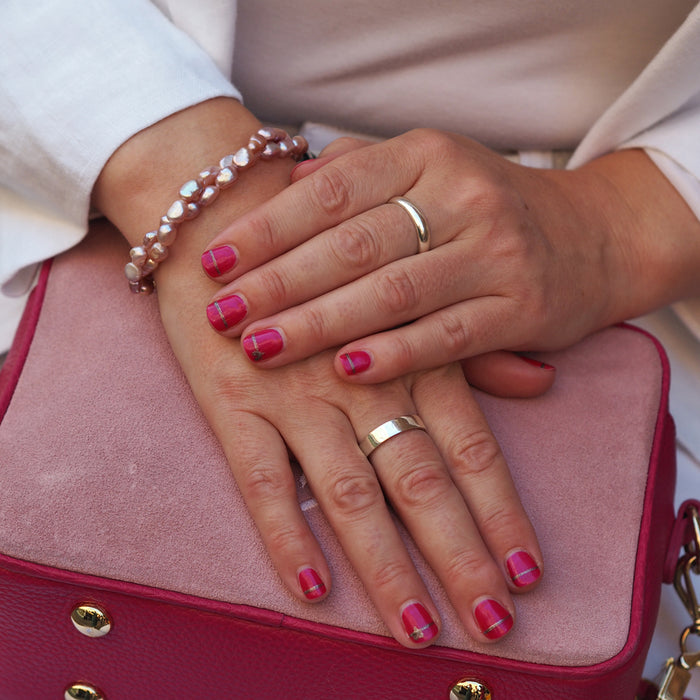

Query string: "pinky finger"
[[334, 298, 522, 383], [221, 412, 331, 602]]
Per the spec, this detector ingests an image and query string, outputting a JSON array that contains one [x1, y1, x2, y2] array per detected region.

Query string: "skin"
[[92, 97, 547, 649], [202, 130, 700, 383]]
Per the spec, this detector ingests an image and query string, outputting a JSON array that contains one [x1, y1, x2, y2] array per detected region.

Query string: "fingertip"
[[472, 596, 515, 642], [460, 351, 556, 398], [399, 600, 441, 648], [297, 566, 331, 602], [505, 549, 543, 592], [290, 156, 332, 182], [201, 244, 238, 279]]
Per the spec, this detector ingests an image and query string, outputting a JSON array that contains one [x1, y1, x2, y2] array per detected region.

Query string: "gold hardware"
[[449, 680, 492, 700], [70, 604, 112, 638], [648, 658, 691, 700], [64, 684, 104, 700]]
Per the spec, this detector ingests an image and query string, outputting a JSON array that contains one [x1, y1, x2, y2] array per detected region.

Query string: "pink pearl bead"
[[179, 179, 203, 203], [129, 246, 147, 266], [184, 202, 199, 220], [149, 242, 168, 261], [198, 167, 219, 186], [166, 200, 187, 223], [233, 147, 255, 169], [216, 167, 237, 189], [125, 262, 142, 282], [157, 223, 176, 246], [200, 185, 220, 207]]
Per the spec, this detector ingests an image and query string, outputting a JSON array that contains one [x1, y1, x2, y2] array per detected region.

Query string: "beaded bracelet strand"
[[124, 127, 309, 294]]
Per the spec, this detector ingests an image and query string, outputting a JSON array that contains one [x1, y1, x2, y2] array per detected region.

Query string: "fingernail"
[[243, 329, 284, 362], [401, 601, 439, 644], [506, 550, 541, 588], [298, 567, 326, 600], [519, 355, 555, 371], [339, 351, 371, 375], [206, 294, 247, 331], [202, 245, 237, 277], [474, 598, 513, 640]]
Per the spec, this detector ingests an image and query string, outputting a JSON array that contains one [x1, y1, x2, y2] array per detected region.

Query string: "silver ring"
[[389, 196, 430, 253], [359, 415, 427, 457]]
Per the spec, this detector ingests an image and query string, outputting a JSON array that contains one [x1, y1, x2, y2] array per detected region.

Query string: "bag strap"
[[639, 500, 700, 700]]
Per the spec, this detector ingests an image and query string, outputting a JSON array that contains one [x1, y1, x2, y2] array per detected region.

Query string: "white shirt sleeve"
[[569, 4, 700, 222], [0, 0, 240, 290]]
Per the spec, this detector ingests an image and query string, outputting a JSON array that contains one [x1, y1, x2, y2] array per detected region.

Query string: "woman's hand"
[[93, 101, 543, 648], [202, 129, 700, 383], [161, 271, 543, 647]]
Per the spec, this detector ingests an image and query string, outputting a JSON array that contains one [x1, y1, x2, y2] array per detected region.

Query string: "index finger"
[[201, 135, 423, 281]]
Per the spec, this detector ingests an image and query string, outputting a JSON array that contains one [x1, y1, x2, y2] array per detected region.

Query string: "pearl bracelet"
[[124, 127, 309, 294]]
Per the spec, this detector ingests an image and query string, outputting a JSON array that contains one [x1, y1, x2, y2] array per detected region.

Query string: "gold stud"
[[70, 604, 112, 638], [64, 684, 104, 700], [449, 680, 492, 700]]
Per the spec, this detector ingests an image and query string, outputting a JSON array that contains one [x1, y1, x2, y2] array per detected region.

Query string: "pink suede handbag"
[[0, 223, 695, 699]]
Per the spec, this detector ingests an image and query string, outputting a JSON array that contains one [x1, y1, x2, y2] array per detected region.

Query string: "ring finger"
[[348, 384, 519, 642]]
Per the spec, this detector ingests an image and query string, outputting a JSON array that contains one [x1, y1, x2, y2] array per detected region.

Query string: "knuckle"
[[310, 164, 354, 218], [332, 220, 379, 271], [371, 559, 415, 592], [476, 501, 525, 540], [246, 212, 279, 258], [298, 304, 331, 343], [392, 462, 452, 510], [325, 471, 382, 518], [443, 548, 494, 583], [257, 265, 292, 307], [435, 312, 471, 357], [449, 429, 503, 480], [264, 522, 304, 556], [239, 462, 289, 505], [377, 266, 420, 316]]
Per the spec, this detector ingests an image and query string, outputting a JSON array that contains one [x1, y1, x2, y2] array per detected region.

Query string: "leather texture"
[[0, 225, 678, 699]]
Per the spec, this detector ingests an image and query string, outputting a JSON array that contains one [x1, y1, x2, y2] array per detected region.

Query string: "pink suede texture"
[[0, 223, 670, 668]]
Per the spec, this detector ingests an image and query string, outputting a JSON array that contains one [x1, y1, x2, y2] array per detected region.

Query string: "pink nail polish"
[[202, 245, 237, 277], [401, 602, 438, 644], [243, 329, 284, 362], [474, 599, 513, 640], [340, 351, 371, 375], [506, 550, 541, 588], [206, 295, 247, 331], [298, 568, 326, 600], [519, 355, 555, 371]]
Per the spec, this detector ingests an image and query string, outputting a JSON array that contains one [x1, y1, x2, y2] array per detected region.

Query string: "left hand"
[[202, 129, 700, 383]]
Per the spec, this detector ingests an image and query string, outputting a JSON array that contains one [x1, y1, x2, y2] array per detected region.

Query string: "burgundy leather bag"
[[0, 224, 689, 699]]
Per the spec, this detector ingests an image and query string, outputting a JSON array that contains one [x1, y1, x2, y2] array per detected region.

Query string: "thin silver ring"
[[389, 196, 431, 253], [359, 415, 427, 457]]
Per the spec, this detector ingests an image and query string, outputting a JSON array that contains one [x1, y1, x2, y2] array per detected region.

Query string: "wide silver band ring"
[[359, 415, 427, 457], [389, 196, 431, 254]]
